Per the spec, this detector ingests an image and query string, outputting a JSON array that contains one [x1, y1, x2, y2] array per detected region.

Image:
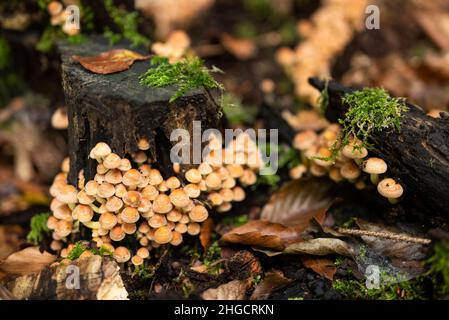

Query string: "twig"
[[336, 227, 432, 245]]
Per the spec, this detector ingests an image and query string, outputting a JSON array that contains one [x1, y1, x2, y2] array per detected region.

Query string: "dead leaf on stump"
[[301, 257, 337, 281], [0, 246, 56, 280], [221, 220, 302, 251], [250, 271, 292, 300], [72, 49, 150, 74], [201, 279, 250, 300]]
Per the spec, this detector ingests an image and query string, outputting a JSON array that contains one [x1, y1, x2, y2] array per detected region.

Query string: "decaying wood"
[[3, 255, 128, 300], [309, 78, 449, 222], [58, 37, 221, 185]]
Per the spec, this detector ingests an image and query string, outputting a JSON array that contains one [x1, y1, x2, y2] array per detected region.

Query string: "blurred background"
[[0, 0, 449, 258]]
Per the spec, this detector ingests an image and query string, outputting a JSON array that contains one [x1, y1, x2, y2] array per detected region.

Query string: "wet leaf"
[[301, 257, 337, 281], [201, 279, 249, 300], [72, 49, 150, 74], [0, 225, 25, 259], [261, 179, 335, 232], [0, 246, 56, 279], [221, 220, 302, 251], [250, 271, 292, 300], [258, 238, 355, 257], [200, 217, 214, 251]]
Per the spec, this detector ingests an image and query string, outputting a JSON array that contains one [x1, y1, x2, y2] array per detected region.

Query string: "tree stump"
[[58, 37, 221, 185], [309, 78, 449, 222]]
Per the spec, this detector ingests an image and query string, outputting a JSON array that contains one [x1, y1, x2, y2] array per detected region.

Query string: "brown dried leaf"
[[72, 49, 150, 74], [221, 220, 302, 251], [199, 217, 214, 251], [301, 257, 336, 281], [201, 279, 249, 300], [0, 225, 25, 260], [250, 271, 292, 300], [0, 247, 56, 279], [261, 179, 334, 232], [258, 238, 355, 257]]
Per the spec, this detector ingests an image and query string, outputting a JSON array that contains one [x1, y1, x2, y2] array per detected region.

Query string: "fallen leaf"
[[72, 49, 150, 74], [0, 247, 56, 279], [355, 219, 428, 261], [200, 217, 214, 251], [221, 220, 302, 251], [301, 257, 336, 281], [0, 225, 25, 259], [261, 179, 335, 231], [258, 238, 355, 257], [220, 33, 257, 60], [250, 271, 292, 300], [201, 279, 249, 300]]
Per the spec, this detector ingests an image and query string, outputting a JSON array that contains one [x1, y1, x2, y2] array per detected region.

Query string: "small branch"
[[336, 227, 432, 245]]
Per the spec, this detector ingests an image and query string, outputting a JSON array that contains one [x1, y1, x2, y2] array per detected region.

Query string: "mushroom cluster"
[[151, 30, 191, 63], [47, 132, 263, 265], [46, 1, 80, 36], [290, 123, 404, 202]]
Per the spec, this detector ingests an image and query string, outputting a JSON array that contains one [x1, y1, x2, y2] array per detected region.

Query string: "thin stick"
[[336, 227, 432, 245]]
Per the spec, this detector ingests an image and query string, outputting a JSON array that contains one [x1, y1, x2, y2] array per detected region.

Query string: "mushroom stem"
[[68, 203, 76, 210], [96, 197, 106, 205], [83, 221, 100, 229], [388, 198, 399, 205], [354, 158, 363, 166], [370, 173, 379, 185], [89, 203, 101, 213]]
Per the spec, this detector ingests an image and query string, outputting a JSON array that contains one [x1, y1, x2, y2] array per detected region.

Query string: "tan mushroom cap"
[[239, 170, 257, 186], [205, 172, 222, 190], [208, 192, 223, 206], [220, 188, 234, 202], [362, 157, 387, 174], [173, 162, 181, 174], [55, 220, 72, 237], [84, 180, 99, 196], [232, 186, 246, 202], [105, 169, 122, 184], [226, 164, 244, 178], [99, 212, 118, 230], [141, 185, 159, 200], [122, 169, 141, 187], [47, 215, 59, 230], [53, 205, 72, 221], [186, 169, 202, 184], [175, 223, 188, 234], [90, 142, 112, 159], [166, 176, 181, 189], [123, 191, 141, 207], [329, 167, 343, 182], [47, 1, 63, 16], [167, 209, 182, 222], [170, 231, 183, 246], [377, 178, 403, 199], [105, 196, 124, 212], [138, 222, 151, 234], [289, 164, 307, 180], [137, 137, 150, 150], [157, 181, 169, 192], [73, 205, 93, 223], [113, 246, 131, 263], [342, 140, 368, 159], [133, 151, 147, 164], [120, 207, 140, 224], [184, 183, 201, 198], [314, 147, 333, 167], [122, 223, 137, 234], [169, 189, 190, 208], [115, 184, 128, 198], [198, 162, 213, 175], [119, 158, 132, 171], [217, 202, 232, 213], [153, 226, 173, 244], [77, 190, 94, 205], [149, 214, 167, 228], [97, 183, 116, 198], [187, 222, 201, 236], [340, 161, 361, 180], [153, 194, 173, 214], [96, 163, 108, 175], [110, 226, 126, 242], [103, 153, 121, 169], [293, 130, 318, 150], [137, 197, 152, 213], [137, 247, 150, 259], [149, 169, 163, 186], [189, 205, 208, 222], [222, 177, 236, 189], [56, 184, 78, 204]]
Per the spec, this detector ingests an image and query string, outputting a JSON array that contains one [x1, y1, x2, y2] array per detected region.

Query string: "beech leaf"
[[72, 49, 150, 74], [250, 271, 292, 300], [220, 220, 302, 251], [301, 257, 337, 281], [0, 246, 56, 279], [261, 179, 334, 232]]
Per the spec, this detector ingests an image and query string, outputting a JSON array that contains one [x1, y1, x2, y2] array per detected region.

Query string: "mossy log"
[[309, 78, 449, 222], [58, 37, 221, 185]]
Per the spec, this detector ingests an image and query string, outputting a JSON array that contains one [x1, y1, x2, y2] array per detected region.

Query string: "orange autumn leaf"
[[72, 49, 150, 74], [199, 217, 214, 251], [301, 256, 337, 281], [221, 220, 302, 251]]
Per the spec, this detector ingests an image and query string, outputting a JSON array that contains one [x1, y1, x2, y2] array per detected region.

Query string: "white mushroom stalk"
[[48, 133, 263, 265]]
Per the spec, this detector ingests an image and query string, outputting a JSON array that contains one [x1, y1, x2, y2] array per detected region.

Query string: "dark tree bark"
[[309, 77, 449, 222], [58, 37, 221, 185]]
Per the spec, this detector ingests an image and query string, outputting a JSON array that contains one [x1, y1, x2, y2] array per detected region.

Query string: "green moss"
[[104, 0, 149, 47], [317, 79, 329, 115], [203, 241, 222, 275], [425, 241, 449, 295], [221, 93, 258, 125], [67, 241, 88, 260], [140, 56, 223, 103], [27, 212, 51, 245], [219, 214, 249, 227]]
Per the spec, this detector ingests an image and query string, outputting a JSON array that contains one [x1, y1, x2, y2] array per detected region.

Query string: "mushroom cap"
[[122, 169, 141, 186], [103, 153, 121, 169], [131, 255, 144, 266], [289, 164, 307, 180], [137, 138, 150, 150], [184, 184, 201, 198], [73, 205, 93, 223], [232, 186, 246, 202], [113, 246, 131, 263], [362, 157, 387, 174], [55, 220, 72, 237], [105, 196, 124, 212], [217, 202, 232, 213], [157, 181, 169, 192], [220, 188, 234, 202], [239, 170, 257, 186], [166, 176, 181, 189], [105, 169, 122, 184], [133, 151, 147, 163], [153, 226, 173, 244], [84, 180, 99, 196], [61, 157, 70, 173], [56, 184, 78, 204], [175, 223, 188, 234], [205, 172, 222, 190], [97, 183, 116, 198], [208, 192, 223, 206], [50, 198, 65, 212], [123, 191, 142, 207], [340, 161, 361, 180], [167, 209, 182, 222], [91, 142, 111, 159], [99, 212, 118, 230], [169, 189, 190, 208], [47, 215, 59, 230], [77, 190, 94, 205], [293, 130, 318, 150], [53, 205, 72, 221], [198, 162, 213, 175], [310, 163, 327, 177], [141, 185, 159, 200], [187, 222, 201, 236], [137, 197, 152, 213], [137, 247, 150, 259], [170, 231, 183, 246], [153, 194, 173, 214], [120, 207, 140, 223], [222, 177, 236, 189], [110, 226, 126, 242], [313, 147, 334, 167], [115, 184, 128, 198], [148, 169, 163, 186], [149, 214, 167, 228], [122, 223, 137, 234], [342, 141, 368, 159], [226, 164, 244, 178], [119, 158, 132, 171], [329, 167, 343, 182], [47, 1, 63, 16], [186, 169, 202, 184], [138, 222, 151, 233], [96, 163, 108, 175], [189, 205, 208, 222], [377, 178, 403, 199]]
